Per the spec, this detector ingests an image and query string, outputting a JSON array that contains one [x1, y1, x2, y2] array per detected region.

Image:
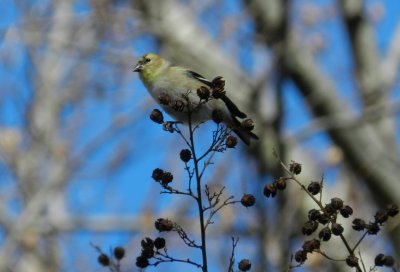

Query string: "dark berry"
[[113, 246, 125, 260], [308, 209, 321, 221], [330, 197, 344, 210], [275, 178, 287, 190], [340, 205, 353, 218], [241, 194, 256, 207], [331, 222, 344, 236], [97, 253, 110, 266], [179, 149, 191, 162], [307, 182, 321, 195], [374, 210, 388, 224], [319, 227, 332, 241], [150, 109, 164, 124], [197, 86, 210, 100], [294, 250, 307, 263], [152, 168, 164, 181], [263, 183, 277, 198], [155, 218, 174, 232], [238, 259, 251, 271], [346, 255, 359, 268], [352, 218, 366, 231], [154, 237, 166, 249], [302, 239, 320, 252], [161, 172, 173, 185], [317, 213, 330, 225], [302, 221, 319, 236], [289, 161, 302, 175], [141, 237, 154, 250], [375, 254, 386, 266], [136, 255, 149, 268], [226, 136, 238, 148], [171, 100, 185, 112], [367, 222, 380, 235]]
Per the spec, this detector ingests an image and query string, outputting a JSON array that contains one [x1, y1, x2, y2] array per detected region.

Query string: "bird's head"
[[133, 53, 165, 74]]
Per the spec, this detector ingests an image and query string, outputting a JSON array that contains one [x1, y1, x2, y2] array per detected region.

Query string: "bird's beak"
[[132, 63, 142, 72]]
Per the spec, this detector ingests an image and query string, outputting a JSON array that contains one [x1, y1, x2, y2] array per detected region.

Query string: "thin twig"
[[227, 237, 239, 272]]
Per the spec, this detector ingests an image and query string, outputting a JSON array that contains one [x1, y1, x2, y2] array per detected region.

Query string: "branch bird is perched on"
[[133, 53, 258, 145]]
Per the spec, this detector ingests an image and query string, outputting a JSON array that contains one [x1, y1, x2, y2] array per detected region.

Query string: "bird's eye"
[[144, 58, 151, 63]]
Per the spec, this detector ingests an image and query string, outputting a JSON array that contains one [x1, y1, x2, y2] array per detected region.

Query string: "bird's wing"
[[186, 70, 247, 118], [186, 70, 213, 87]]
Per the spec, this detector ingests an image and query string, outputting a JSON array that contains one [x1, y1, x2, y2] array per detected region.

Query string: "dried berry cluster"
[[374, 253, 395, 267], [263, 177, 287, 198], [96, 246, 125, 270], [135, 237, 167, 268], [270, 159, 399, 270], [152, 168, 174, 186], [294, 196, 355, 264], [351, 204, 399, 233], [263, 162, 302, 198]]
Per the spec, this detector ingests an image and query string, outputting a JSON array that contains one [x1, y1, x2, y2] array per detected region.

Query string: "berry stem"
[[187, 112, 208, 272]]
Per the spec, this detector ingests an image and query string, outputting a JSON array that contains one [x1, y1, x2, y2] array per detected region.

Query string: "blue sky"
[[0, 0, 399, 271]]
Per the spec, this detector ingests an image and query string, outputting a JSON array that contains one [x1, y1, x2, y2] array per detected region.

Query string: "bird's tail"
[[233, 128, 259, 146]]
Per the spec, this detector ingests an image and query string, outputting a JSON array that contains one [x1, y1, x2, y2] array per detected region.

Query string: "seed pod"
[[263, 183, 277, 198], [340, 205, 353, 218], [135, 256, 149, 268], [179, 149, 191, 162], [374, 210, 388, 224], [330, 197, 344, 210], [319, 227, 332, 241], [152, 168, 164, 181], [352, 218, 366, 231], [113, 246, 125, 260], [197, 86, 210, 100], [238, 259, 251, 271], [302, 239, 320, 252], [171, 100, 185, 112], [226, 136, 238, 148], [294, 250, 307, 263], [154, 218, 174, 232], [307, 181, 321, 195], [141, 237, 154, 250], [375, 254, 386, 266], [98, 253, 110, 267], [161, 172, 173, 185], [289, 161, 302, 175], [211, 76, 226, 98], [241, 194, 256, 207], [302, 221, 319, 236], [150, 109, 164, 124], [154, 237, 166, 249], [275, 178, 287, 190], [331, 222, 344, 236], [346, 255, 359, 268], [367, 222, 380, 235]]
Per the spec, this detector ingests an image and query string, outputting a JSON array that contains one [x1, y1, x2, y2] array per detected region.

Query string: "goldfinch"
[[133, 53, 258, 145]]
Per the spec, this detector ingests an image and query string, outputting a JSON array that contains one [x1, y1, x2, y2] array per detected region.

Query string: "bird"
[[133, 53, 258, 145]]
